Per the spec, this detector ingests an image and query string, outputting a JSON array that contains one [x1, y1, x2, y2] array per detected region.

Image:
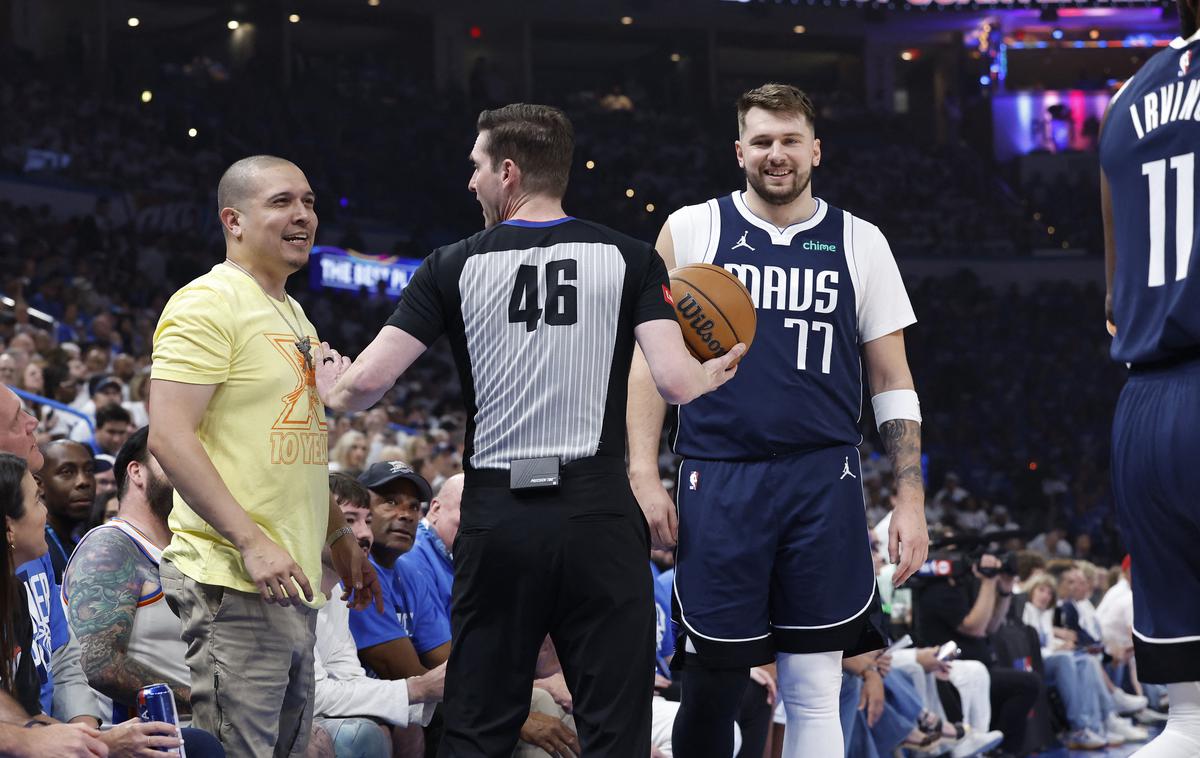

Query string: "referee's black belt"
[[464, 455, 625, 487]]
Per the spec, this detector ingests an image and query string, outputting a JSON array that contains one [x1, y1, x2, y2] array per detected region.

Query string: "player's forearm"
[[879, 419, 923, 498], [627, 347, 669, 479], [148, 427, 264, 551]]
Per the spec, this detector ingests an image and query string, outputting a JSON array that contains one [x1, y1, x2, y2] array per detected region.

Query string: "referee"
[[317, 103, 742, 756]]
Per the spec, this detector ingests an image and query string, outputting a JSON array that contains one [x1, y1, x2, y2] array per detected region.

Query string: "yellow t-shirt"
[[151, 263, 329, 606]]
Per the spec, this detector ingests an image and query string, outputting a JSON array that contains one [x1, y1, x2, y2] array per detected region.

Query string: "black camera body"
[[974, 550, 1019, 578]]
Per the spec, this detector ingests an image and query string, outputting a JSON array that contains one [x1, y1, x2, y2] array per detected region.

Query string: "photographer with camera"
[[915, 553, 1041, 756]]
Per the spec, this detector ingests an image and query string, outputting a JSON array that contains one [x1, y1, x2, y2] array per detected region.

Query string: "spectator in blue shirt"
[[398, 472, 460, 617], [348, 461, 451, 679]]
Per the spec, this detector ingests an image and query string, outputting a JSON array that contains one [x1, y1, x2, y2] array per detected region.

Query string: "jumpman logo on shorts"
[[732, 231, 755, 252], [840, 457, 856, 480]]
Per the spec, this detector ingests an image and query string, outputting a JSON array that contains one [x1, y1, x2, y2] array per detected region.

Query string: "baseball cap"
[[94, 453, 114, 474], [88, 374, 122, 396], [358, 460, 432, 502]]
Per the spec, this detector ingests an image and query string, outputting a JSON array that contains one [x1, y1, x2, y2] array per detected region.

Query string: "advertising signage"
[[309, 246, 422, 298]]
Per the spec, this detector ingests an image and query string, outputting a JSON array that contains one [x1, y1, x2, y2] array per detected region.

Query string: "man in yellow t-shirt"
[[149, 155, 380, 758]]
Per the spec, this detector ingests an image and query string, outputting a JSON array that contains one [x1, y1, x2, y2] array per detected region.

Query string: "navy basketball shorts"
[[673, 444, 885, 668], [1112, 358, 1200, 683]]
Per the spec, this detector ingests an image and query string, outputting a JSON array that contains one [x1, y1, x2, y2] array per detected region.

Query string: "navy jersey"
[[669, 192, 916, 460], [1101, 30, 1200, 365]]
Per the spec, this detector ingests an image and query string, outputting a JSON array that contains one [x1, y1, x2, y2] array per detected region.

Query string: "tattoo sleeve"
[[879, 419, 923, 493], [64, 529, 192, 713]]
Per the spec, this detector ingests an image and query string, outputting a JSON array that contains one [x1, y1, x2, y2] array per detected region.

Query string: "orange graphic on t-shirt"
[[265, 334, 328, 465]]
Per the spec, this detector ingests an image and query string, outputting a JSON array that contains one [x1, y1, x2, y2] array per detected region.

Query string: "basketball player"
[[315, 103, 743, 756], [1101, 1, 1200, 754], [627, 84, 929, 757]]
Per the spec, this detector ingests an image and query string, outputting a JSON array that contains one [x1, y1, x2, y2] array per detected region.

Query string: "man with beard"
[[347, 461, 451, 679], [318, 104, 740, 757], [37, 440, 97, 582], [62, 426, 196, 725], [627, 83, 929, 757]]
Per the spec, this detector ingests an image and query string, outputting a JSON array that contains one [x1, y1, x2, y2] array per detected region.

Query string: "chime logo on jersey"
[[689, 470, 700, 491]]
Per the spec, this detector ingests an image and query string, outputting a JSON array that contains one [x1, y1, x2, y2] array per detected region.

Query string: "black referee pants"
[[438, 459, 655, 758]]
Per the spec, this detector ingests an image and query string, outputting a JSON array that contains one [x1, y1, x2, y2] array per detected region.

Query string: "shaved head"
[[217, 155, 299, 213], [41, 439, 91, 465]]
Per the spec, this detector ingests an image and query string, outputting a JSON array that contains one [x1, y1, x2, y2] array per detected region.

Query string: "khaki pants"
[[162, 559, 318, 758], [513, 688, 578, 758]]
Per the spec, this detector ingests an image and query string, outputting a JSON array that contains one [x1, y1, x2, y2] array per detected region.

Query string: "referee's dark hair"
[[113, 425, 150, 499], [477, 104, 574, 198]]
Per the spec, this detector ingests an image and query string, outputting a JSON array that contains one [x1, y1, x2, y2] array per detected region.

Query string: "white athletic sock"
[[777, 650, 844, 758], [1133, 682, 1200, 758]]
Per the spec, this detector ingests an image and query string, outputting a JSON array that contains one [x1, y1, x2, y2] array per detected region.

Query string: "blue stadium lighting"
[[1051, 29, 1064, 40], [339, 197, 349, 208], [980, 75, 991, 85]]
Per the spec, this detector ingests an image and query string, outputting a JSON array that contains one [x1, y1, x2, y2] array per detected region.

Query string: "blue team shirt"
[[669, 193, 915, 460], [397, 521, 454, 617], [347, 556, 451, 658], [651, 564, 674, 677], [17, 554, 70, 716], [1101, 30, 1200, 365]]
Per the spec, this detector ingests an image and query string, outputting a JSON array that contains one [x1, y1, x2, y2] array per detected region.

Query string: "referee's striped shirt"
[[387, 217, 675, 471]]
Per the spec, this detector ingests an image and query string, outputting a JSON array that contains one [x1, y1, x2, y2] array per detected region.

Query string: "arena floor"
[[1033, 725, 1164, 757]]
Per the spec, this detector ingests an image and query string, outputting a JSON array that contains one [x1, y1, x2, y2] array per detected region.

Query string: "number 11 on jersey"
[[1142, 151, 1195, 287]]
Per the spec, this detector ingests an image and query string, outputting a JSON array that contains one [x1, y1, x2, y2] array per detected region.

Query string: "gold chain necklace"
[[224, 259, 313, 370]]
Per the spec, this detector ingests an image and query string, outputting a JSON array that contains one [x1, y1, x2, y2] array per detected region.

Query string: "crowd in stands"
[[0, 47, 1144, 755]]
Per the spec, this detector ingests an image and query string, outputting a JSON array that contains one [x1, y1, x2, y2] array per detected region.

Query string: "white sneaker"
[[951, 729, 1004, 757], [1107, 713, 1150, 742], [1112, 689, 1150, 715], [1066, 728, 1108, 750], [1136, 707, 1170, 724]]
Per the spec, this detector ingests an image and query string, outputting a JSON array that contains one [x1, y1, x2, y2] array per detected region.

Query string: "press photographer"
[[913, 550, 1041, 755]]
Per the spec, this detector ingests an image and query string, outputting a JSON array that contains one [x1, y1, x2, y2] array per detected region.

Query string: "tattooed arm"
[[63, 529, 191, 714], [863, 331, 928, 586]]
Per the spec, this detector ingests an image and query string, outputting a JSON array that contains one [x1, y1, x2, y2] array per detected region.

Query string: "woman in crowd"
[[330, 430, 369, 476], [0, 450, 217, 755]]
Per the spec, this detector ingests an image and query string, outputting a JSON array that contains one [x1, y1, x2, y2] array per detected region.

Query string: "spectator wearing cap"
[[62, 426, 226, 756], [35, 439, 97, 583], [349, 461, 452, 680], [67, 375, 124, 446], [314, 473, 445, 757]]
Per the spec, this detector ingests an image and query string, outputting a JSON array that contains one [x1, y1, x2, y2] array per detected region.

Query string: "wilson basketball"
[[668, 263, 756, 364]]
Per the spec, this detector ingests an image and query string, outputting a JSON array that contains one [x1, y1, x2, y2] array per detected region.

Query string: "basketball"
[[669, 263, 757, 364]]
